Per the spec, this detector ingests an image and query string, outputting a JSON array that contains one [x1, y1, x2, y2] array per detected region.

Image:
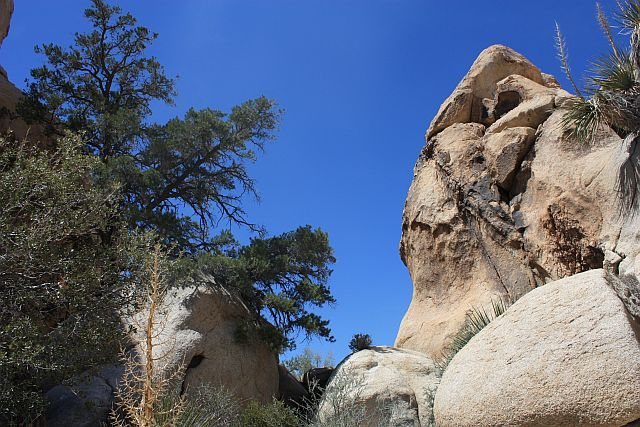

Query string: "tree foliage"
[[557, 1, 640, 214], [348, 334, 373, 353], [4, 5, 336, 422], [18, 0, 282, 252], [18, 0, 175, 154], [0, 135, 133, 424], [283, 348, 335, 380], [184, 226, 336, 353]]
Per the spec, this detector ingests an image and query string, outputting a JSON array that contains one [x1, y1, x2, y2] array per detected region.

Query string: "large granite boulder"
[[317, 346, 438, 427], [396, 44, 640, 359], [129, 278, 279, 404], [434, 269, 640, 426]]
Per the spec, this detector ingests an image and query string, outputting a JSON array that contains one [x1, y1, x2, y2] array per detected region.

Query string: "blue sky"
[[1, 1, 620, 363]]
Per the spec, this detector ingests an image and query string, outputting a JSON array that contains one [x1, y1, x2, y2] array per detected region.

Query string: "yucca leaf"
[[616, 0, 640, 31], [589, 50, 636, 92], [436, 297, 509, 371], [561, 96, 607, 144]]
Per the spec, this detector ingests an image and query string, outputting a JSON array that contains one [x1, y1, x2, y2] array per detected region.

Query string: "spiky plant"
[[112, 243, 186, 427], [557, 1, 640, 215], [436, 298, 509, 372]]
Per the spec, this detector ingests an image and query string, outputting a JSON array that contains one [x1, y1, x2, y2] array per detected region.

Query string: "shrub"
[[348, 333, 373, 353], [305, 372, 420, 427], [239, 400, 299, 427], [0, 134, 133, 424], [181, 386, 240, 427]]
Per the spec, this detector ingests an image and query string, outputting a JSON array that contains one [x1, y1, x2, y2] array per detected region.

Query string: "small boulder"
[[434, 269, 640, 427], [318, 346, 438, 427]]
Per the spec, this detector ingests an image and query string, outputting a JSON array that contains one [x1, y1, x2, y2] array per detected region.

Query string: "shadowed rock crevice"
[[180, 354, 206, 395], [494, 90, 521, 119]]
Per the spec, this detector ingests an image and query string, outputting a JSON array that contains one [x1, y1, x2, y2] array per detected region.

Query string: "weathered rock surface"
[[396, 44, 640, 359], [130, 278, 279, 404], [434, 269, 640, 427], [46, 364, 124, 427], [0, 0, 12, 50], [0, 0, 47, 141], [317, 346, 438, 427], [426, 45, 548, 139]]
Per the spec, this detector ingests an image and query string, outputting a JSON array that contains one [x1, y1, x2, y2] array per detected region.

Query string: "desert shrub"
[[154, 386, 241, 427], [437, 298, 508, 371], [303, 372, 367, 427], [422, 385, 437, 427], [348, 333, 373, 353], [0, 134, 134, 424], [305, 371, 420, 427], [239, 400, 299, 427]]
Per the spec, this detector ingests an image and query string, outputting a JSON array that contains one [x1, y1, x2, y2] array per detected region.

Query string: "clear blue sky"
[[1, 1, 619, 363]]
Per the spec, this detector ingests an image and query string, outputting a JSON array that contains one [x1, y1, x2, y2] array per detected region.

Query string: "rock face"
[[317, 346, 438, 427], [130, 279, 279, 404], [434, 269, 640, 427], [0, 0, 47, 141], [0, 0, 12, 50], [396, 44, 640, 359]]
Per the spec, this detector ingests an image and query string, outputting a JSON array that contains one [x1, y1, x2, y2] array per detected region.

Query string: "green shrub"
[[348, 333, 373, 353], [155, 386, 241, 427], [239, 400, 299, 427], [0, 134, 134, 424]]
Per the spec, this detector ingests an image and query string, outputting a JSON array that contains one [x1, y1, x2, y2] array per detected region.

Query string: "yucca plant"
[[436, 298, 509, 372], [556, 1, 640, 215]]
